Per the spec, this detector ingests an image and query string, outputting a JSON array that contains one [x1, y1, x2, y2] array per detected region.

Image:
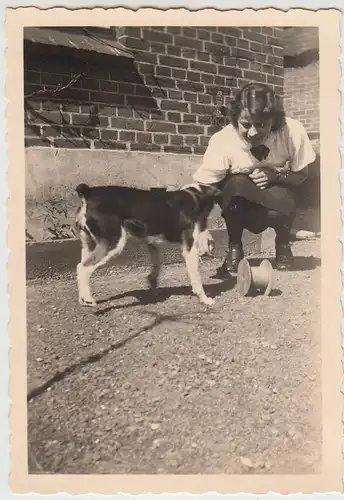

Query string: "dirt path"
[[27, 240, 321, 474]]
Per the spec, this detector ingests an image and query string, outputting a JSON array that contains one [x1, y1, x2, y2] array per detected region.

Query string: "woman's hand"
[[249, 168, 277, 190]]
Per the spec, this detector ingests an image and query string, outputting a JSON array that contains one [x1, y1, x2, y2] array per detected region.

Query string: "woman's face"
[[237, 109, 273, 146]]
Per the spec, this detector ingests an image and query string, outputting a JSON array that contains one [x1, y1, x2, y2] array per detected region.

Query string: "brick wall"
[[282, 27, 319, 150], [24, 26, 284, 155]]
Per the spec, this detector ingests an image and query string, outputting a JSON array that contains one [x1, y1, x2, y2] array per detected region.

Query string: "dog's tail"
[[76, 183, 91, 200]]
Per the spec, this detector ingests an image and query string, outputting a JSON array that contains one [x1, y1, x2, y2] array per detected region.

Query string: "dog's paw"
[[147, 274, 158, 290], [200, 296, 215, 306], [79, 297, 97, 307]]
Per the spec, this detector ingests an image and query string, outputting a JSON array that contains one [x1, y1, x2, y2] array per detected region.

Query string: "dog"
[[75, 182, 220, 307]]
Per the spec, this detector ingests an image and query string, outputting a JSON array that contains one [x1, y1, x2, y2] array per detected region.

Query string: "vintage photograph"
[[24, 23, 324, 476], [4, 5, 339, 494]]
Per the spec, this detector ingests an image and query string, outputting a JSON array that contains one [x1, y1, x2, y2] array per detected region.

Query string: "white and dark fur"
[[75, 182, 220, 307]]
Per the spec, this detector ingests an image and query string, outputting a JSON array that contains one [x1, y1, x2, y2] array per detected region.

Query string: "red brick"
[[197, 29, 211, 40], [190, 103, 213, 115], [167, 89, 183, 100], [146, 121, 177, 133], [131, 143, 161, 152], [197, 52, 210, 62], [121, 36, 147, 51], [190, 60, 217, 74], [41, 125, 61, 137], [167, 112, 182, 122], [204, 41, 231, 56], [81, 78, 100, 90], [174, 36, 203, 51], [156, 66, 172, 77], [198, 114, 212, 125], [267, 75, 284, 86], [89, 91, 125, 105], [25, 137, 52, 147], [61, 125, 83, 137], [177, 80, 204, 92], [25, 70, 41, 84], [170, 134, 183, 145], [273, 47, 284, 58], [82, 127, 100, 139], [102, 106, 125, 117], [233, 48, 255, 61], [183, 92, 198, 103], [261, 27, 274, 36], [198, 94, 212, 105], [134, 51, 158, 65], [166, 45, 181, 57], [183, 114, 197, 123], [243, 70, 267, 83], [193, 146, 207, 155], [119, 130, 136, 142], [54, 138, 91, 148], [201, 73, 214, 84], [119, 27, 142, 38], [142, 29, 173, 45], [153, 133, 169, 144], [126, 95, 157, 109], [25, 124, 41, 136], [238, 38, 250, 50], [35, 111, 71, 125], [217, 27, 241, 37], [249, 31, 267, 44], [182, 48, 196, 59], [262, 64, 273, 74], [166, 27, 182, 35], [150, 76, 175, 89], [171, 68, 187, 79], [178, 124, 204, 135], [182, 27, 197, 38], [218, 65, 241, 77], [184, 135, 199, 145], [99, 80, 119, 93], [267, 36, 282, 47], [187, 71, 201, 82], [159, 55, 188, 69], [199, 135, 210, 146], [137, 132, 153, 143], [94, 140, 126, 150], [163, 145, 192, 154], [110, 117, 144, 130], [136, 85, 153, 97], [160, 100, 188, 112], [101, 129, 118, 141]]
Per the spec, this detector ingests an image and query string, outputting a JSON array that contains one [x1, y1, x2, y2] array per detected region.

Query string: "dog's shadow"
[[93, 255, 320, 315], [94, 277, 237, 316]]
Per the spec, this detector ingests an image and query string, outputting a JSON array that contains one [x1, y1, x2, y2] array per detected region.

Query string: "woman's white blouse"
[[193, 117, 317, 185]]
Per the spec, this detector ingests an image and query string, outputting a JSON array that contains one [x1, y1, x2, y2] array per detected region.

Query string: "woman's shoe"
[[275, 243, 294, 271], [215, 244, 244, 277]]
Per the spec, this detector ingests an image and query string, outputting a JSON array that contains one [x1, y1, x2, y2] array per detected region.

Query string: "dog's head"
[[180, 182, 222, 218], [181, 182, 221, 199]]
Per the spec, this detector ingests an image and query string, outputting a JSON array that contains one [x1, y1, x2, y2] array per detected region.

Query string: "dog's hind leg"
[[146, 242, 162, 292], [77, 227, 127, 307], [181, 227, 215, 306]]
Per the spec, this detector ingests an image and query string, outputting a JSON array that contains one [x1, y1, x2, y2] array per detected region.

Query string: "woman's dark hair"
[[229, 82, 286, 131]]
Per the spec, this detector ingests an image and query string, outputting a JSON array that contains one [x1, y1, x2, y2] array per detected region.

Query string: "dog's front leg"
[[182, 234, 215, 306]]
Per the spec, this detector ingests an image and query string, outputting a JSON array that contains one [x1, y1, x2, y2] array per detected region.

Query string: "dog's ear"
[[198, 184, 222, 198]]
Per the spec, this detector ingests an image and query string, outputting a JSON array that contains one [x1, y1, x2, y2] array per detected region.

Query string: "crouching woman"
[[193, 82, 316, 274]]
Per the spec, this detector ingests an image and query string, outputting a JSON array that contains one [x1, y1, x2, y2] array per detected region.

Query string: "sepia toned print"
[[6, 6, 342, 495]]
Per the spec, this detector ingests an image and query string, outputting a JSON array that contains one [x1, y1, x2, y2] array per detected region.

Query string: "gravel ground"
[[27, 239, 321, 475]]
